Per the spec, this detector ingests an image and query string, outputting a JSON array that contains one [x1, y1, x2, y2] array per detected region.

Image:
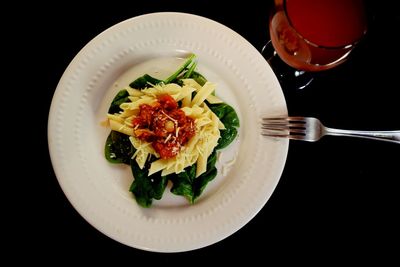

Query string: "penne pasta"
[[109, 120, 134, 136], [107, 80, 232, 178], [191, 82, 216, 107]]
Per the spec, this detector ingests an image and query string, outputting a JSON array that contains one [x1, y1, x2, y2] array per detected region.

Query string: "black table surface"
[[20, 0, 399, 263]]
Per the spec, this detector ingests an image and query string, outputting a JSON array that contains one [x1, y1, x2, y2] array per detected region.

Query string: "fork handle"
[[325, 128, 400, 144]]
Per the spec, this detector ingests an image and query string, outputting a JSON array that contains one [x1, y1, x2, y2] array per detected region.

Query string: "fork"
[[261, 117, 400, 144]]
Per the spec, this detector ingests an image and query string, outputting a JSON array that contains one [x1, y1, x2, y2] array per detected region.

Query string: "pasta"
[[107, 80, 224, 177]]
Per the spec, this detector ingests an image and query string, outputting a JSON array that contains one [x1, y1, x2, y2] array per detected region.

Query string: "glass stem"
[[261, 40, 314, 90]]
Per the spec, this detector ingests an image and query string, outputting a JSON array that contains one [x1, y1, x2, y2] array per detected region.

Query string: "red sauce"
[[132, 95, 196, 159]]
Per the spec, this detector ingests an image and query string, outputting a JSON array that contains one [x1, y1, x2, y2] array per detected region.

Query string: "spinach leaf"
[[128, 54, 196, 89], [183, 61, 197, 79], [164, 54, 195, 84], [169, 164, 196, 201], [192, 150, 218, 201], [129, 159, 168, 208], [105, 131, 135, 164], [217, 127, 238, 150], [208, 103, 227, 118], [108, 89, 130, 114], [222, 106, 240, 127], [209, 103, 240, 149], [206, 148, 218, 168], [169, 150, 217, 203], [189, 71, 207, 86], [193, 167, 217, 201], [129, 74, 163, 89]]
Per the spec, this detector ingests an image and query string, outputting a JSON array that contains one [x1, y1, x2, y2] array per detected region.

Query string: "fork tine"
[[261, 125, 306, 133], [261, 124, 288, 129], [262, 117, 288, 123], [261, 132, 307, 140], [262, 117, 287, 120], [286, 134, 308, 141], [285, 116, 308, 122], [262, 116, 306, 126], [261, 132, 289, 137], [261, 122, 288, 127], [287, 128, 307, 134], [262, 116, 307, 122], [261, 123, 307, 129]]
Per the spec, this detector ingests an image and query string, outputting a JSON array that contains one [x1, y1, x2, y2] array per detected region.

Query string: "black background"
[[14, 0, 399, 264]]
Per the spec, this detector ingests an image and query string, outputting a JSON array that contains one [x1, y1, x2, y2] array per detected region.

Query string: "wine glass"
[[263, 0, 368, 89]]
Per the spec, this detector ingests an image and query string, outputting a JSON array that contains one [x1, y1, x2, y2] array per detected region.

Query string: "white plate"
[[48, 12, 288, 252]]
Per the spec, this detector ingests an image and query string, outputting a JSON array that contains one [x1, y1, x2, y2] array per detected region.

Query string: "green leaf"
[[129, 74, 163, 89], [183, 61, 197, 79], [190, 71, 207, 86], [216, 127, 238, 150], [129, 159, 168, 207], [164, 54, 195, 84], [192, 150, 217, 202], [209, 103, 228, 118], [104, 131, 135, 164], [169, 165, 196, 202], [206, 149, 217, 169], [152, 175, 168, 200], [193, 167, 217, 202], [108, 89, 130, 114], [209, 103, 240, 150], [169, 150, 217, 204], [221, 105, 240, 127]]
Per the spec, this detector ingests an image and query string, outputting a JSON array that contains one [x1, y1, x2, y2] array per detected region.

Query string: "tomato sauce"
[[132, 95, 196, 159]]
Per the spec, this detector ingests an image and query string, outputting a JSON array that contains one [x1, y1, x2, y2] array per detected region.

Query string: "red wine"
[[270, 0, 367, 71]]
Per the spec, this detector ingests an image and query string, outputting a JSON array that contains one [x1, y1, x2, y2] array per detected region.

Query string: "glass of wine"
[[263, 0, 368, 89]]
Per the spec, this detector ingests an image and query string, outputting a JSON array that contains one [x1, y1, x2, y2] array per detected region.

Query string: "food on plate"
[[104, 54, 239, 207]]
